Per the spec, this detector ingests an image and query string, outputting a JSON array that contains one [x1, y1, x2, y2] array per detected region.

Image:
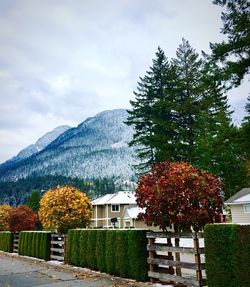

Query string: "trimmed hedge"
[[0, 231, 13, 252], [71, 229, 80, 266], [106, 230, 116, 275], [115, 230, 128, 277], [79, 230, 89, 267], [204, 224, 250, 287], [127, 230, 148, 281], [18, 231, 51, 260], [96, 230, 107, 272], [86, 229, 97, 270], [66, 229, 148, 281]]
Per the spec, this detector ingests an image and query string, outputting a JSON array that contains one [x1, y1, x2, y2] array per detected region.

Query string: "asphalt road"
[[0, 252, 150, 287]]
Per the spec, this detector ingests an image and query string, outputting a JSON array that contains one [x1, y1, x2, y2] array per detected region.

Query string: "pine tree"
[[151, 39, 210, 164], [240, 96, 250, 183], [126, 47, 169, 172], [211, 0, 250, 86], [27, 189, 40, 213], [194, 54, 233, 169], [126, 40, 247, 198]]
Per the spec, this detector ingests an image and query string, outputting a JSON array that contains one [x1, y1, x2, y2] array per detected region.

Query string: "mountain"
[[0, 109, 137, 181], [5, 125, 71, 164]]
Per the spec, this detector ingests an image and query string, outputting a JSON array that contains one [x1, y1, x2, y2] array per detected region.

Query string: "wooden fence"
[[50, 233, 66, 262], [13, 232, 19, 253], [147, 231, 206, 287]]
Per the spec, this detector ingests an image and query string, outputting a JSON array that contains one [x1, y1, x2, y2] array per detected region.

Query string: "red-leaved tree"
[[9, 205, 37, 232], [136, 162, 224, 232]]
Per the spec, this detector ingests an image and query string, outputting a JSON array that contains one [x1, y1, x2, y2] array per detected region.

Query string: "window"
[[244, 204, 250, 213], [111, 204, 120, 212]]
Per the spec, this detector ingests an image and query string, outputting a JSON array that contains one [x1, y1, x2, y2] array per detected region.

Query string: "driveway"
[[0, 252, 152, 287]]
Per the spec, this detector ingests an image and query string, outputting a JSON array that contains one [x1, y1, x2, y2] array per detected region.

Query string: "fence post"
[[174, 237, 182, 276], [193, 233, 202, 287], [50, 233, 65, 262], [13, 232, 19, 253], [167, 237, 174, 275], [148, 236, 155, 283], [64, 234, 67, 263]]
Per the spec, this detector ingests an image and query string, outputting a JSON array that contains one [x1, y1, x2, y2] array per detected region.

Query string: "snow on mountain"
[[5, 125, 71, 164], [0, 109, 137, 181], [35, 125, 71, 151]]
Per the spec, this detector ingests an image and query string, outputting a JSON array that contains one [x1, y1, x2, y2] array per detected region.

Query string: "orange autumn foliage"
[[0, 205, 13, 231], [38, 185, 92, 233]]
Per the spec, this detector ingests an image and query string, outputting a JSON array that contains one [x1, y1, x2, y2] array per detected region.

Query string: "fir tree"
[[240, 96, 250, 183], [211, 0, 250, 86], [126, 47, 169, 172], [165, 39, 203, 162], [127, 39, 247, 198], [27, 189, 40, 213]]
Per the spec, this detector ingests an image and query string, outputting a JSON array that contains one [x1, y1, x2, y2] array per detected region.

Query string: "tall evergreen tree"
[[194, 54, 232, 166], [127, 39, 232, 168], [240, 96, 250, 182], [167, 39, 204, 162], [211, 0, 250, 86], [27, 189, 41, 213], [126, 47, 169, 172]]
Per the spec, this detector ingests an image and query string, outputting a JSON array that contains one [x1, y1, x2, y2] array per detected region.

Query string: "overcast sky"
[[0, 0, 249, 163]]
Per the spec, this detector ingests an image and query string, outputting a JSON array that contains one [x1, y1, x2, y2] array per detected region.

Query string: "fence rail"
[[50, 233, 66, 262], [13, 232, 19, 253], [147, 231, 206, 287]]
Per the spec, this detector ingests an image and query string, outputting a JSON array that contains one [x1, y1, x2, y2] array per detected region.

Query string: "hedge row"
[[204, 224, 250, 287], [0, 231, 13, 252], [66, 229, 148, 281], [18, 231, 51, 261]]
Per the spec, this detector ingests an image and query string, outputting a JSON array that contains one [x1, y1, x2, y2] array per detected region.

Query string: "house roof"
[[225, 188, 250, 205], [124, 207, 145, 219], [92, 191, 136, 205], [92, 193, 115, 205]]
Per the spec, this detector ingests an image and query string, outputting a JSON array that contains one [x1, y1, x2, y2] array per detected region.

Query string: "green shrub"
[[71, 230, 80, 266], [79, 230, 89, 267], [18, 233, 23, 255], [66, 229, 73, 265], [25, 232, 29, 256], [232, 225, 250, 286], [205, 224, 250, 287], [22, 232, 28, 255], [105, 230, 116, 275], [39, 232, 45, 259], [96, 230, 107, 272], [43, 232, 51, 261], [115, 230, 128, 278], [31, 232, 36, 257], [28, 232, 34, 256], [66, 229, 148, 282], [18, 231, 51, 260], [0, 231, 13, 252], [86, 230, 97, 270], [127, 230, 148, 281], [35, 233, 40, 258]]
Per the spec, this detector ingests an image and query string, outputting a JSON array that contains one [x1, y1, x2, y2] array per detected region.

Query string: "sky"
[[0, 0, 249, 164]]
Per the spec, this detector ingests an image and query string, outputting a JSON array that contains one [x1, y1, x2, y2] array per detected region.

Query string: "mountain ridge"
[[0, 109, 136, 182], [4, 125, 71, 165]]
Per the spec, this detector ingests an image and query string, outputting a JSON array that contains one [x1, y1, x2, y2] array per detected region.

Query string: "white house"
[[91, 191, 138, 228], [225, 188, 250, 224], [91, 191, 160, 229]]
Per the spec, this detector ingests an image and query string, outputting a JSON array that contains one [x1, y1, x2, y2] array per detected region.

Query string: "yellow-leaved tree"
[[38, 185, 92, 233], [0, 205, 13, 231]]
